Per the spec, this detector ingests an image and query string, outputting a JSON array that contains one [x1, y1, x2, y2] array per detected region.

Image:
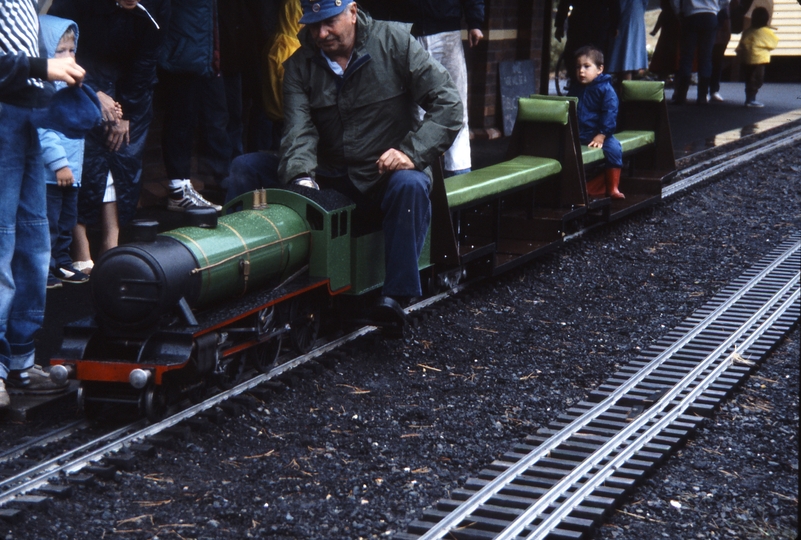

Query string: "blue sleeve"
[[599, 86, 618, 136], [38, 128, 71, 172], [0, 53, 32, 96], [462, 0, 485, 30]]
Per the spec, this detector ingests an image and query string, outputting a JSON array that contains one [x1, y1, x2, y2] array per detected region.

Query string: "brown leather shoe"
[[7, 365, 68, 394]]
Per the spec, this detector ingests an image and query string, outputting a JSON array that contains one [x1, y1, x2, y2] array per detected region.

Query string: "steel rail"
[[0, 420, 88, 465], [662, 126, 801, 199], [0, 287, 470, 506], [414, 240, 799, 540], [499, 274, 799, 539]]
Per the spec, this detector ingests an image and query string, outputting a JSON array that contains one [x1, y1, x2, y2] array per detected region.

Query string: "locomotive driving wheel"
[[253, 306, 283, 372], [288, 297, 320, 354], [142, 383, 168, 422]]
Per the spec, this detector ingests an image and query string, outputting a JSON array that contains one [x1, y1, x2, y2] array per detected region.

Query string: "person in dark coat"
[[555, 0, 621, 87], [158, 0, 230, 213], [280, 0, 462, 322], [47, 0, 167, 267], [569, 46, 624, 199]]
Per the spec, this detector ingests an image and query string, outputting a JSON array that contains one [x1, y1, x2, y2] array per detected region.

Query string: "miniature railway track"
[[0, 126, 797, 521], [397, 236, 800, 540]]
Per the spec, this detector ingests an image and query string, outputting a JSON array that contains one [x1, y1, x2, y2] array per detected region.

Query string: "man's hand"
[[468, 28, 483, 48], [106, 119, 130, 152], [588, 134, 606, 148], [377, 148, 414, 174], [55, 166, 75, 187], [96, 91, 122, 126], [46, 57, 85, 86]]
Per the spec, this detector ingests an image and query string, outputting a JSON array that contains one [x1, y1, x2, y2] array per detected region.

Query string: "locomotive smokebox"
[[91, 237, 199, 333]]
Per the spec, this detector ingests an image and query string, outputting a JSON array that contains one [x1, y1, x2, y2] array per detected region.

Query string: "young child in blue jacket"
[[38, 15, 89, 288], [568, 45, 624, 199]]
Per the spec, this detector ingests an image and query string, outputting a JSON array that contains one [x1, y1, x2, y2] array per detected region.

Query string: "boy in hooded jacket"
[[569, 45, 624, 199], [38, 14, 95, 288]]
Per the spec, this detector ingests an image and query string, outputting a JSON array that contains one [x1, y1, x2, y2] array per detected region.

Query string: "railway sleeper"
[[424, 501, 597, 534], [496, 453, 653, 476], [547, 422, 685, 447], [458, 480, 617, 510], [408, 510, 593, 540], [491, 456, 648, 483], [37, 484, 72, 499], [522, 436, 669, 464], [484, 460, 640, 490], [442, 492, 607, 522], [472, 472, 626, 501]]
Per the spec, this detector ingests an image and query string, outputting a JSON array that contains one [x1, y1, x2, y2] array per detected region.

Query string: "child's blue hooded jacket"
[[37, 14, 84, 187], [569, 73, 619, 144]]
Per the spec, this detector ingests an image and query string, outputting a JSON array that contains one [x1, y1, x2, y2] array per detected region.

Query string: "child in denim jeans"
[[38, 15, 90, 288]]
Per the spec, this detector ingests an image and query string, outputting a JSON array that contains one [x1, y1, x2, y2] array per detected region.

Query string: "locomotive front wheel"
[[216, 352, 246, 390], [77, 385, 105, 420], [143, 384, 168, 422], [289, 298, 320, 354]]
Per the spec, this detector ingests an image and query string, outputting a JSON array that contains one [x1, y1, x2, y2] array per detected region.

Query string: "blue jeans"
[[0, 102, 49, 379], [46, 183, 79, 271], [320, 170, 432, 298], [222, 151, 281, 204], [581, 135, 623, 169]]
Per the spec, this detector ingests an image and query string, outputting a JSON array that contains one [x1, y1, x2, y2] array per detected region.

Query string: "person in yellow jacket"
[[735, 7, 778, 108], [222, 0, 302, 203], [262, 0, 303, 143]]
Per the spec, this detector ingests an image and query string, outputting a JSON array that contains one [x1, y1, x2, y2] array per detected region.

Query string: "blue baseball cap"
[[299, 0, 353, 25]]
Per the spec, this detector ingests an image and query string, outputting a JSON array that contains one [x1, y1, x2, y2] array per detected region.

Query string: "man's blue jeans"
[[0, 102, 49, 379], [319, 170, 432, 298]]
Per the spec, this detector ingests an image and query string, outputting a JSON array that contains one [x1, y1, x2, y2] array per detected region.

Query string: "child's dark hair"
[[574, 45, 604, 68], [750, 7, 769, 29]]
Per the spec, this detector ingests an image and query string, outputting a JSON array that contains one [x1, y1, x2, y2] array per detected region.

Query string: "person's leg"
[[56, 187, 79, 268], [710, 42, 726, 98], [674, 15, 700, 103], [161, 71, 199, 182], [422, 31, 471, 174], [0, 104, 33, 382], [752, 64, 765, 103], [223, 73, 244, 160], [71, 223, 92, 270], [222, 152, 281, 204], [199, 75, 233, 182], [46, 184, 62, 274], [380, 170, 431, 299], [7, 109, 48, 378], [695, 13, 718, 104], [99, 202, 119, 256], [602, 136, 624, 199], [743, 64, 757, 103]]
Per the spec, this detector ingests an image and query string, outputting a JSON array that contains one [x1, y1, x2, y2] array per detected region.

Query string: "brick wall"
[[467, 0, 549, 138]]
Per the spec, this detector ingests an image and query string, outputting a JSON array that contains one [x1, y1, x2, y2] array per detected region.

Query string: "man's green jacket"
[[278, 9, 463, 194]]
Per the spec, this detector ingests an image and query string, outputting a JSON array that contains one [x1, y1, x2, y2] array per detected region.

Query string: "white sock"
[[169, 179, 190, 190]]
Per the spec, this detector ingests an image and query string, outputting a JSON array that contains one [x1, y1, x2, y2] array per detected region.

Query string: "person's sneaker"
[[711, 92, 724, 102], [168, 181, 222, 212], [47, 274, 62, 289], [0, 379, 9, 410], [54, 265, 89, 284], [745, 100, 765, 108], [6, 365, 68, 393]]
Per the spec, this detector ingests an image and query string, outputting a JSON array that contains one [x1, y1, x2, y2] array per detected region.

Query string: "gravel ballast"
[[3, 143, 799, 539]]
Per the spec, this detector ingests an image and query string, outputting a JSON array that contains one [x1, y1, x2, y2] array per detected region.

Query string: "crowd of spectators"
[[0, 0, 781, 410]]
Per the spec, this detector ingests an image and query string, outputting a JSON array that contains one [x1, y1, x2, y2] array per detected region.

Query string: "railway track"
[[397, 236, 799, 539], [0, 127, 797, 526]]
